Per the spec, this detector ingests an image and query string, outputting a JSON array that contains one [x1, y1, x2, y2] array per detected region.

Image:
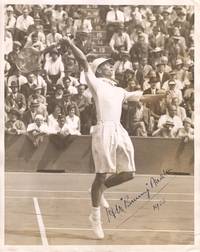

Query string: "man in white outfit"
[[62, 36, 164, 239]]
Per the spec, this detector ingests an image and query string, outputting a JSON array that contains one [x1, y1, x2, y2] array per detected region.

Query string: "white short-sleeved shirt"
[[65, 115, 81, 135], [84, 68, 143, 123]]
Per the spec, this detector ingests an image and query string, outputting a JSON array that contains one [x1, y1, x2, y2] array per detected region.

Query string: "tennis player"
[[62, 36, 165, 239]]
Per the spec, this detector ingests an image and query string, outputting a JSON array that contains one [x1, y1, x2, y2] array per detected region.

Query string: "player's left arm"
[[124, 89, 167, 103]]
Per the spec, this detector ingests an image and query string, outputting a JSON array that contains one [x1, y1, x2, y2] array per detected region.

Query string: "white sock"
[[91, 207, 101, 221]]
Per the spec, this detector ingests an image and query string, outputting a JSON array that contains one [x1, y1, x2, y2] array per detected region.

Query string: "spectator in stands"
[[176, 117, 194, 142], [157, 104, 183, 135], [163, 70, 184, 91], [24, 32, 46, 51], [174, 8, 190, 46], [167, 28, 186, 68], [63, 91, 79, 116], [23, 99, 46, 126], [160, 56, 172, 73], [74, 29, 93, 55], [109, 23, 131, 60], [57, 74, 78, 95], [44, 48, 65, 88], [54, 5, 67, 33], [29, 5, 44, 20], [21, 72, 38, 100], [47, 83, 65, 114], [62, 53, 79, 77], [158, 8, 172, 35], [106, 6, 125, 42], [5, 5, 16, 33], [130, 33, 149, 63], [123, 69, 137, 90], [15, 7, 34, 45], [113, 51, 133, 85], [148, 26, 165, 50], [155, 61, 170, 87], [27, 24, 46, 45], [129, 24, 148, 45], [65, 105, 81, 135], [152, 120, 175, 138], [149, 47, 163, 69], [171, 97, 186, 121], [7, 41, 22, 76], [27, 85, 47, 109], [61, 17, 75, 37], [46, 25, 62, 47], [143, 76, 160, 94], [5, 109, 26, 135], [27, 114, 49, 147], [5, 29, 13, 56], [174, 59, 187, 83], [139, 57, 153, 80], [5, 81, 26, 116], [7, 69, 28, 93], [47, 104, 63, 134], [164, 79, 183, 105], [51, 113, 69, 136], [72, 84, 89, 134], [73, 10, 92, 35], [129, 100, 152, 136]]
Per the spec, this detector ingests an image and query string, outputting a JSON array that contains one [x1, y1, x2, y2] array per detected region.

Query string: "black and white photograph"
[[1, 0, 199, 251]]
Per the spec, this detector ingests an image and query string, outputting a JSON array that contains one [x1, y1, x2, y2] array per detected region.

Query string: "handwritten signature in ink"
[[105, 168, 172, 222]]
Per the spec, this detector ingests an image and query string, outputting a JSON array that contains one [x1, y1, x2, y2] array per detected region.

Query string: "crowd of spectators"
[[4, 5, 194, 145]]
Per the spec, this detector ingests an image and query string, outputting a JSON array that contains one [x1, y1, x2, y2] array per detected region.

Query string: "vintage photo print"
[[0, 0, 199, 251]]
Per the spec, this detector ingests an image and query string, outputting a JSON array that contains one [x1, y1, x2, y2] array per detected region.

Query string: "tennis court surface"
[[5, 172, 194, 245]]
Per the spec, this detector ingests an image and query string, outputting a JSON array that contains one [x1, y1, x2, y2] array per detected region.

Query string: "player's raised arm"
[[61, 36, 89, 72]]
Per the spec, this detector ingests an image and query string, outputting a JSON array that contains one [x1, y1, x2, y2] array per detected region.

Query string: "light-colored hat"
[[175, 59, 183, 65], [153, 47, 162, 53], [7, 5, 13, 11], [91, 58, 112, 74], [35, 114, 44, 121], [168, 80, 176, 85], [162, 8, 171, 15]]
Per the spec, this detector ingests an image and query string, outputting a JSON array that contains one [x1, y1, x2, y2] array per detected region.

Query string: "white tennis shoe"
[[89, 215, 104, 239]]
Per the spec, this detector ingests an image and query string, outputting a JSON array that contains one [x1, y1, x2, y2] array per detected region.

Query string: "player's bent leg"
[[104, 171, 135, 189]]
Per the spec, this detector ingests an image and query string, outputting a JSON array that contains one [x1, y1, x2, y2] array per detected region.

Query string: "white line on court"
[[33, 197, 48, 246], [6, 171, 194, 178], [45, 227, 194, 233], [7, 196, 194, 203], [6, 189, 194, 195]]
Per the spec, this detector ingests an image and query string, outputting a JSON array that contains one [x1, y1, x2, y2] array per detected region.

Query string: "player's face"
[[99, 62, 114, 78]]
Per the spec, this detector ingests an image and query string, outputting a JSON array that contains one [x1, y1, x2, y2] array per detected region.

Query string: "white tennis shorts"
[[91, 121, 136, 174]]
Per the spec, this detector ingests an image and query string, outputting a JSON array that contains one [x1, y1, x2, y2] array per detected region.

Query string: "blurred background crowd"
[[4, 4, 194, 145]]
